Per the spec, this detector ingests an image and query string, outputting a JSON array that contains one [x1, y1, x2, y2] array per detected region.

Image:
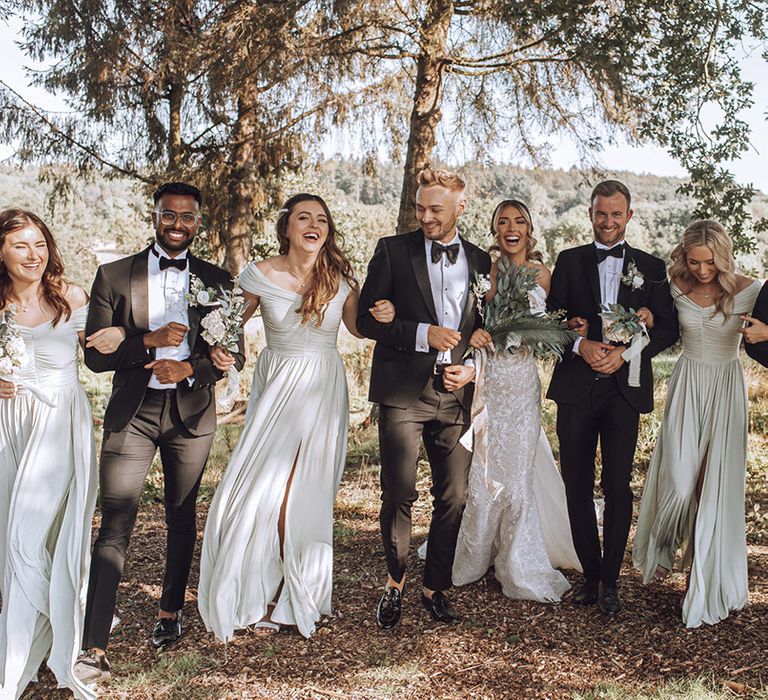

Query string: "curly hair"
[[275, 194, 358, 325], [489, 199, 544, 263], [0, 209, 72, 325], [416, 168, 466, 193], [669, 219, 737, 318]]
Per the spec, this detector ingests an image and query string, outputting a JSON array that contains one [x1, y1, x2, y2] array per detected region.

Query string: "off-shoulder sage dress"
[[198, 264, 350, 640], [633, 281, 761, 627]]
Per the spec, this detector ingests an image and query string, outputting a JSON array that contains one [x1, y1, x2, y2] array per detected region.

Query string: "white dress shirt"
[[415, 233, 469, 364], [147, 244, 191, 389], [574, 240, 625, 354]]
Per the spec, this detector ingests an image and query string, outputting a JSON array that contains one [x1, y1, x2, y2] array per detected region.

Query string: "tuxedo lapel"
[[583, 245, 602, 310], [617, 244, 635, 308], [129, 247, 151, 331], [458, 237, 478, 330], [409, 233, 438, 323], [186, 255, 205, 352]]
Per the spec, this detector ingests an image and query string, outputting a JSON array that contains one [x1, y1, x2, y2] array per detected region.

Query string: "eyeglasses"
[[158, 210, 199, 226]]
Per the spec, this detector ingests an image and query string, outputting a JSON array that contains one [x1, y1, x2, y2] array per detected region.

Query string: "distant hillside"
[[1, 162, 765, 288]]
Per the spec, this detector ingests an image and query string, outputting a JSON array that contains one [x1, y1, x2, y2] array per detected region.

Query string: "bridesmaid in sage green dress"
[[633, 219, 760, 628]]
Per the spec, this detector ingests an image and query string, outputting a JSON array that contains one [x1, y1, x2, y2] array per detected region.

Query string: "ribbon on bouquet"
[[1, 374, 57, 407], [215, 368, 240, 413], [620, 324, 650, 388]]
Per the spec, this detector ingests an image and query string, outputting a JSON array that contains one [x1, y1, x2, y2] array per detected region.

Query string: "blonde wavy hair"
[[669, 219, 737, 317], [275, 193, 358, 326], [0, 209, 72, 325], [416, 168, 465, 193], [489, 199, 544, 263]]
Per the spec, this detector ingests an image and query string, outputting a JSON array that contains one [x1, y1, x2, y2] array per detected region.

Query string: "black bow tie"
[[595, 244, 625, 263], [431, 242, 460, 265], [158, 256, 188, 271]]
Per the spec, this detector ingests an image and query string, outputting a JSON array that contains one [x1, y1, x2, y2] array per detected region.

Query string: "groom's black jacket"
[[84, 245, 245, 435], [357, 229, 491, 410], [745, 281, 768, 367], [546, 242, 678, 414]]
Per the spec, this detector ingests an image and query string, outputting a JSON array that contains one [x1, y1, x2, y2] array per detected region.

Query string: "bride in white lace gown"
[[452, 200, 582, 602], [0, 210, 120, 699], [198, 195, 392, 640]]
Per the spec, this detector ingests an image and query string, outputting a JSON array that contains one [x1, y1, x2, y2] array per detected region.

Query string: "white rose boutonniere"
[[621, 260, 644, 290]]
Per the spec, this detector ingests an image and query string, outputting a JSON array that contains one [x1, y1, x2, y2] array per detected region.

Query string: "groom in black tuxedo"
[[547, 180, 678, 616], [742, 281, 768, 366], [358, 168, 490, 630], [74, 182, 244, 683]]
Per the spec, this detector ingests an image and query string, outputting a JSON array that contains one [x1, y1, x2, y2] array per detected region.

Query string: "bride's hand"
[[370, 299, 395, 323], [469, 328, 492, 349], [0, 379, 16, 400], [85, 326, 126, 354], [210, 346, 235, 371], [635, 307, 654, 329]]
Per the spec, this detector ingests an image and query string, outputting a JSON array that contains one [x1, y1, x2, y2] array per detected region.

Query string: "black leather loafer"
[[151, 611, 182, 649], [597, 582, 622, 616], [572, 579, 599, 605], [376, 587, 403, 630], [421, 591, 460, 624]]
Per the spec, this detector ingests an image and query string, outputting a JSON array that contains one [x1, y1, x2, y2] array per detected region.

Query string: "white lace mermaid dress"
[[0, 306, 97, 700], [452, 286, 581, 601], [198, 264, 350, 640], [633, 281, 761, 627]]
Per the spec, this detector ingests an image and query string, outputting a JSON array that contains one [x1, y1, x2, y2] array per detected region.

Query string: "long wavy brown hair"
[[0, 209, 72, 325], [276, 194, 358, 325], [669, 219, 737, 318], [489, 199, 544, 263]]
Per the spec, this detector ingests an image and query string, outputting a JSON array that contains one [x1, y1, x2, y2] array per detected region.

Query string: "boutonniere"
[[471, 272, 492, 319], [621, 260, 644, 290]]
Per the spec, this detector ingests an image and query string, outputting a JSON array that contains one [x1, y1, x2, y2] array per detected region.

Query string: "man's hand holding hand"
[[428, 326, 461, 352], [442, 364, 475, 391], [589, 346, 626, 374], [143, 322, 189, 349], [578, 338, 614, 365], [144, 359, 193, 384]]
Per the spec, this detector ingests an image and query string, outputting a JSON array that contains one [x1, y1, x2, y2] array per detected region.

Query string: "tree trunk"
[[396, 0, 454, 234], [167, 78, 183, 173], [223, 88, 258, 275]]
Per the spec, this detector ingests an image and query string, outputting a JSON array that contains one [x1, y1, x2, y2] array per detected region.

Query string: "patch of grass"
[[574, 676, 766, 700], [110, 652, 220, 699]]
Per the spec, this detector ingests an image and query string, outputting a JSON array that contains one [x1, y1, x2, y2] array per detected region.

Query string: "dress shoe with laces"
[[376, 587, 402, 630], [151, 611, 182, 649], [597, 582, 621, 616], [73, 650, 111, 684], [421, 590, 461, 624], [572, 579, 599, 605]]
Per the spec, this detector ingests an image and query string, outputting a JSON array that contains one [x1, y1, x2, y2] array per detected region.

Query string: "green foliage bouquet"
[[476, 258, 577, 360]]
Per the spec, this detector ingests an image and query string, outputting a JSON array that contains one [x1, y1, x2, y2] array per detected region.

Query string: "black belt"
[[594, 372, 615, 380], [145, 387, 176, 395]]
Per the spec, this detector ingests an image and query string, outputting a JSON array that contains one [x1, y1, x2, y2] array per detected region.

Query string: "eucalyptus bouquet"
[[187, 276, 248, 352], [599, 303, 644, 345], [0, 305, 56, 406], [187, 275, 249, 411], [477, 259, 577, 361], [0, 305, 28, 376], [599, 303, 650, 387]]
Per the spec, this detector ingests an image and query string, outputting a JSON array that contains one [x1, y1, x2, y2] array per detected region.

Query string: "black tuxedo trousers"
[[83, 389, 214, 650], [378, 376, 472, 591]]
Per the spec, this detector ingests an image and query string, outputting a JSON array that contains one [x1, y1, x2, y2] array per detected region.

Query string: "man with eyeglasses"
[[74, 182, 244, 683]]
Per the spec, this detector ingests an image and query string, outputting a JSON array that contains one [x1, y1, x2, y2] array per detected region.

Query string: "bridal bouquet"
[[476, 259, 577, 360], [599, 303, 650, 387], [187, 275, 249, 411], [0, 305, 56, 406]]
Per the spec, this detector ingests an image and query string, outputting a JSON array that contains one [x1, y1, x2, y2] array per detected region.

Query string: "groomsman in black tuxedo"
[[358, 169, 491, 630], [547, 180, 678, 616], [74, 182, 244, 682], [741, 281, 768, 366]]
